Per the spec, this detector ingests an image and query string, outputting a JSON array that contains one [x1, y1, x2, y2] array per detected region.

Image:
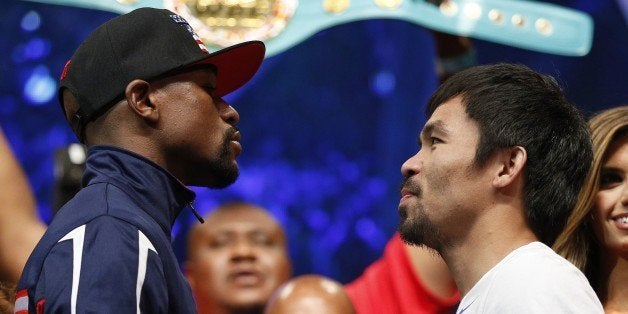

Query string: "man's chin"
[[398, 221, 420, 245], [209, 170, 239, 189], [398, 217, 436, 248], [226, 297, 266, 313], [187, 167, 239, 188]]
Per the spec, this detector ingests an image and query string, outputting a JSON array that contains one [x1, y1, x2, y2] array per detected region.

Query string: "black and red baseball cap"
[[59, 7, 265, 139]]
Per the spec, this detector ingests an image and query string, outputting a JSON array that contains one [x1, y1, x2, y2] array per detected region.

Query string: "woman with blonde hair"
[[553, 105, 628, 313]]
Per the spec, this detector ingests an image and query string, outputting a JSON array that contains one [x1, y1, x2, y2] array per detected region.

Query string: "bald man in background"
[[265, 275, 355, 314]]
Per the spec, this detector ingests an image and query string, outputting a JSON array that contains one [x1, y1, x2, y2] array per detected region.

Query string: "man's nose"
[[401, 151, 423, 177]]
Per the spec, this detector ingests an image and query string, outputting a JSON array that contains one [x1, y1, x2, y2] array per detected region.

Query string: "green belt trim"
[[22, 0, 593, 57]]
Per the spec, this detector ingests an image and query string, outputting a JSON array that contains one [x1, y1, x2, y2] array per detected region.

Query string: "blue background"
[[1, 0, 627, 283]]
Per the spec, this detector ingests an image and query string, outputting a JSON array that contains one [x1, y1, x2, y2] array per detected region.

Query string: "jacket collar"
[[82, 145, 196, 234]]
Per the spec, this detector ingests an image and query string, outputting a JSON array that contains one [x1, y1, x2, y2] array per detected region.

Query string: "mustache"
[[218, 126, 239, 158], [225, 126, 239, 139], [400, 176, 422, 197]]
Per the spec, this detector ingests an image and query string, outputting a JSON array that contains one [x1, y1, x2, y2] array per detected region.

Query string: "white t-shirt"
[[457, 242, 603, 313]]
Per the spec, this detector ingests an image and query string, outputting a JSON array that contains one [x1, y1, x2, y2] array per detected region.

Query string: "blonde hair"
[[553, 105, 628, 291]]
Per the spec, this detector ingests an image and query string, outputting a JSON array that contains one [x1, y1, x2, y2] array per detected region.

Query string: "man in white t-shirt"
[[398, 63, 603, 313]]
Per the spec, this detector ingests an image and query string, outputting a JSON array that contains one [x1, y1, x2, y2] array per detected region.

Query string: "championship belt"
[[22, 0, 593, 57]]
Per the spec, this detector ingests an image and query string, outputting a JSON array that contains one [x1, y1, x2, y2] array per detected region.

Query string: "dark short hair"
[[427, 63, 592, 245]]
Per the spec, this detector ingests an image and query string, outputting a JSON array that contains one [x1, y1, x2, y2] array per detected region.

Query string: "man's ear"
[[125, 79, 159, 123], [61, 89, 82, 135], [493, 146, 527, 188]]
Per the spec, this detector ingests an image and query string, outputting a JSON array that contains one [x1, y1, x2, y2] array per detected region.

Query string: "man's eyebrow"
[[420, 120, 449, 142]]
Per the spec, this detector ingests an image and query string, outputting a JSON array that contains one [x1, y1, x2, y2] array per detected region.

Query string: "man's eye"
[[430, 137, 442, 145], [251, 234, 276, 247], [208, 237, 230, 248]]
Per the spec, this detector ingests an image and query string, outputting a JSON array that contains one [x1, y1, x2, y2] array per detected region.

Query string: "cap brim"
[[195, 40, 265, 97]]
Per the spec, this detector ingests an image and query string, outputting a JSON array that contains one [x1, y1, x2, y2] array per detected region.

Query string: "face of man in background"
[[186, 203, 292, 313]]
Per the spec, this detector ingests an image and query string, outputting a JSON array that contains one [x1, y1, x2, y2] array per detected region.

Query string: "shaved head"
[[265, 275, 355, 314]]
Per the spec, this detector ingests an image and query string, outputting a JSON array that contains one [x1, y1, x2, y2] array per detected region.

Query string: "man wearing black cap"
[[15, 7, 265, 313]]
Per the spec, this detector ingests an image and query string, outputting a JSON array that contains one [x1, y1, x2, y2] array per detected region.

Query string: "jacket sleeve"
[[34, 216, 168, 313]]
